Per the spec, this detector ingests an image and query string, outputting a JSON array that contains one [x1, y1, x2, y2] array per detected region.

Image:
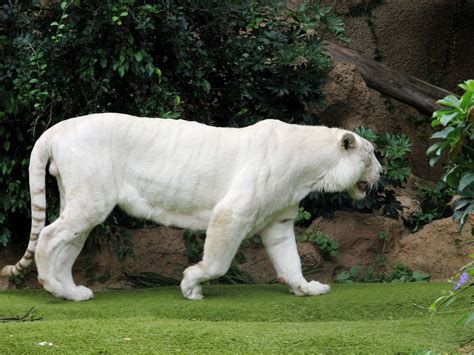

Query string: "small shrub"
[[431, 254, 473, 326], [428, 79, 474, 231], [183, 229, 206, 263], [409, 182, 454, 231], [294, 207, 312, 227], [335, 263, 430, 284], [428, 79, 474, 326], [299, 231, 339, 259], [111, 229, 134, 262], [355, 128, 412, 187], [386, 264, 430, 283]]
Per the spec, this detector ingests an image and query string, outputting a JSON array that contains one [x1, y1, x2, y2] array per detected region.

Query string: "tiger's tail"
[[2, 130, 51, 277]]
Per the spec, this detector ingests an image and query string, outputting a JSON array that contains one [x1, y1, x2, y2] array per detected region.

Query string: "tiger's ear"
[[341, 133, 356, 150]]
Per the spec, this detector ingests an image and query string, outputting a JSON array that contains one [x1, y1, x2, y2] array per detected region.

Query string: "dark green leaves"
[[427, 79, 474, 231], [356, 128, 412, 186], [299, 231, 339, 259], [459, 172, 474, 192]]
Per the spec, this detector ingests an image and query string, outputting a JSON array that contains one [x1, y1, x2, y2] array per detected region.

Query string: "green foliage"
[[111, 229, 134, 262], [410, 182, 454, 231], [427, 80, 474, 327], [387, 264, 431, 283], [336, 263, 430, 284], [183, 230, 206, 263], [431, 254, 474, 326], [295, 207, 312, 226], [0, 0, 345, 248], [299, 231, 339, 259], [302, 128, 411, 219], [355, 127, 412, 187], [428, 79, 474, 231], [7, 273, 25, 286], [377, 231, 387, 241]]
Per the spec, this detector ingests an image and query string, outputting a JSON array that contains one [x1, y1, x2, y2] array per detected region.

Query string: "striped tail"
[[2, 131, 50, 277]]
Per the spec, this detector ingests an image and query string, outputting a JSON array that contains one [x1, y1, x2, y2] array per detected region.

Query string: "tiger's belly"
[[116, 183, 214, 230]]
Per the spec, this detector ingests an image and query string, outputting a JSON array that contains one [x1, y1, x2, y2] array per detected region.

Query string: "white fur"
[[2, 113, 381, 301]]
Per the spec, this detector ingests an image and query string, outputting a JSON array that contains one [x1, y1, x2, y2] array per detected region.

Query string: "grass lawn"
[[0, 283, 472, 354]]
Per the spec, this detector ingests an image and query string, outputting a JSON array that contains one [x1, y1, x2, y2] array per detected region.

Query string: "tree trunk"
[[324, 41, 455, 115]]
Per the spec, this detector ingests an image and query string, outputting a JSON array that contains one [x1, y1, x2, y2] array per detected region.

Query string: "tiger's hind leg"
[[36, 201, 113, 301]]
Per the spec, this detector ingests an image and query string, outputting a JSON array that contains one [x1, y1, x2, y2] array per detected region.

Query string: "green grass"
[[0, 283, 472, 353]]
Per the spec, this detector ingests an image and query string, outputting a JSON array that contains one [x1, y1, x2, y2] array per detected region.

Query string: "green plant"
[[335, 264, 386, 283], [95, 273, 111, 284], [0, 0, 345, 249], [374, 254, 387, 269], [410, 182, 454, 231], [431, 254, 474, 326], [377, 231, 387, 241], [335, 263, 430, 284], [299, 231, 339, 259], [356, 128, 412, 186], [387, 264, 431, 283], [7, 273, 25, 286], [183, 230, 206, 263], [111, 229, 134, 262], [428, 80, 474, 230], [295, 207, 312, 226], [428, 80, 474, 326], [377, 229, 389, 258]]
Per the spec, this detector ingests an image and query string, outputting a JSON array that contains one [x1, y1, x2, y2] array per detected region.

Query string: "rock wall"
[[309, 61, 441, 180], [310, 0, 474, 181], [322, 0, 474, 93]]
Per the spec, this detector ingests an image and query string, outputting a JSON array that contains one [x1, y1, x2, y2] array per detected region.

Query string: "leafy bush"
[[295, 207, 312, 227], [336, 263, 430, 284], [302, 128, 411, 220], [428, 80, 474, 231], [355, 128, 412, 187], [409, 182, 454, 231], [183, 229, 206, 263], [428, 79, 474, 326], [431, 254, 473, 326], [299, 231, 339, 259], [0, 0, 345, 248]]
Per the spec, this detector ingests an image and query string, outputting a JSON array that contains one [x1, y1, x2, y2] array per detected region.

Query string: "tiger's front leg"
[[261, 214, 330, 296], [180, 205, 252, 300]]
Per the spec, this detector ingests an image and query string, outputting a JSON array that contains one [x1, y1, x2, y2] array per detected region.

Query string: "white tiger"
[[2, 113, 381, 301]]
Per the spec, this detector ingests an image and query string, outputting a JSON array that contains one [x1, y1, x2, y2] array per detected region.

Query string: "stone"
[[388, 217, 474, 281]]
